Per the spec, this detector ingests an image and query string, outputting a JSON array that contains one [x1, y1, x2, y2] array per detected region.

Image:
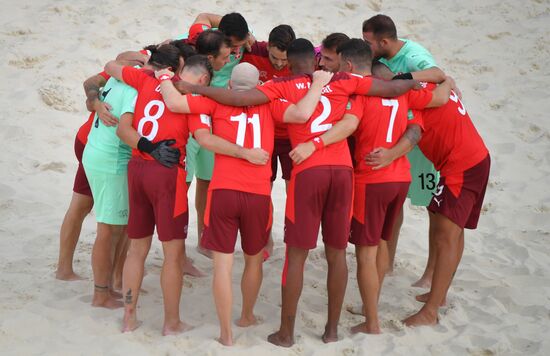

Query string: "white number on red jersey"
[[310, 95, 332, 133], [137, 100, 165, 140], [449, 90, 466, 116], [382, 99, 399, 143], [230, 113, 261, 148]]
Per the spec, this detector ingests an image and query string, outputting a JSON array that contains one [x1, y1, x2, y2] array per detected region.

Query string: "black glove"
[[137, 137, 180, 168], [392, 72, 413, 80]]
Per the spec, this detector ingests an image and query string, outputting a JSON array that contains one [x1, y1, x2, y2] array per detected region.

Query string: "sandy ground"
[[1, 0, 550, 354]]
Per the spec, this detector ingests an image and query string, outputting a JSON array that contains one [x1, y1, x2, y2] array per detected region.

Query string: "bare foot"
[[182, 258, 206, 277], [350, 321, 381, 335], [267, 331, 294, 347], [162, 321, 194, 336], [110, 289, 123, 299], [412, 275, 432, 288], [322, 324, 338, 343], [216, 336, 233, 346], [122, 310, 141, 333], [403, 308, 438, 327], [196, 246, 213, 259], [55, 270, 84, 281], [415, 292, 446, 306], [346, 304, 365, 316], [235, 314, 258, 327], [92, 293, 124, 309]]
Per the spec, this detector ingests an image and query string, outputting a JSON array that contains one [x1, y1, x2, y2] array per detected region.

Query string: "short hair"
[[196, 30, 230, 57], [362, 14, 398, 40], [169, 39, 197, 60], [219, 12, 249, 40], [336, 39, 373, 70], [286, 38, 315, 60], [321, 33, 350, 51], [147, 44, 181, 70], [268, 24, 296, 51], [183, 54, 214, 84]]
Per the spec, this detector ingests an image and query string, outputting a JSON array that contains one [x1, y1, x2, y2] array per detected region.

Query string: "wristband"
[[137, 137, 155, 153], [311, 136, 325, 151], [392, 72, 413, 80], [158, 74, 172, 82]]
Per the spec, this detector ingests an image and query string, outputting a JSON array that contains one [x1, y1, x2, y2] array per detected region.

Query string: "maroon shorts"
[[127, 157, 189, 241], [284, 166, 353, 250], [201, 189, 272, 255], [428, 154, 491, 229], [350, 182, 410, 246], [72, 137, 92, 197], [270, 138, 293, 181]]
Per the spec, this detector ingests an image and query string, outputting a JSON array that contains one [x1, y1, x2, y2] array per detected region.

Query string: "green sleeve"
[[407, 50, 437, 71], [120, 87, 137, 116]]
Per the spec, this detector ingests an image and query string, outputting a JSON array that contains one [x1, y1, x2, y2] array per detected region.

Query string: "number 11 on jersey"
[[230, 113, 261, 148]]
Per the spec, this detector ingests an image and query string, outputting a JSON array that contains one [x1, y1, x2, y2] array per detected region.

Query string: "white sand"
[[1, 0, 550, 354]]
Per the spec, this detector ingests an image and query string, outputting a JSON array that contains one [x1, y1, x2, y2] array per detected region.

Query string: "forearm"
[[117, 120, 140, 149], [427, 78, 452, 108], [83, 74, 106, 108], [319, 115, 358, 146], [367, 78, 417, 97], [104, 60, 124, 81], [391, 124, 422, 158], [159, 80, 190, 113], [411, 67, 446, 83], [176, 82, 269, 106], [194, 131, 245, 158], [286, 81, 325, 123]]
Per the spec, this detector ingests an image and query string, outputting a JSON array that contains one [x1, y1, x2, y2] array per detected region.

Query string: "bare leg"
[[413, 210, 437, 288], [122, 237, 152, 332], [236, 251, 263, 327], [111, 226, 128, 293], [351, 245, 381, 335], [212, 251, 234, 346], [195, 178, 212, 259], [161, 239, 192, 336], [91, 223, 123, 309], [387, 205, 404, 274], [267, 246, 309, 347], [56, 192, 92, 280], [404, 214, 463, 327], [322, 245, 347, 343]]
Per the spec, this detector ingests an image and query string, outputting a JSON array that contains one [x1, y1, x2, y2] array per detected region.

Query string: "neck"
[[291, 65, 313, 76], [385, 39, 405, 59], [353, 68, 372, 77]]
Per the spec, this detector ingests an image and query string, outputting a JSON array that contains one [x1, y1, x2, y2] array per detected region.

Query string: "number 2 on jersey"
[[230, 113, 261, 148], [382, 99, 399, 143], [310, 95, 332, 133]]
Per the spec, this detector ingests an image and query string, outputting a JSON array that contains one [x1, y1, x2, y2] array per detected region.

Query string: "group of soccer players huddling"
[[55, 11, 491, 347]]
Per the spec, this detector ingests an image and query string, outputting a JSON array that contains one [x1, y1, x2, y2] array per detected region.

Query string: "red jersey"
[[242, 41, 292, 139], [122, 66, 189, 166], [256, 72, 373, 175], [418, 84, 489, 176], [346, 89, 433, 184], [187, 95, 291, 196], [76, 71, 111, 144]]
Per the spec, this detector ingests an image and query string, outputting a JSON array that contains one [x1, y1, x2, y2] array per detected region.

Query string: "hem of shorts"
[[95, 218, 128, 226], [72, 189, 93, 197], [427, 206, 467, 229]]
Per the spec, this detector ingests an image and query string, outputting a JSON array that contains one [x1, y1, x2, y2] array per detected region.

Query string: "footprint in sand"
[[38, 81, 79, 112], [515, 123, 549, 143], [40, 161, 66, 173], [8, 55, 49, 69]]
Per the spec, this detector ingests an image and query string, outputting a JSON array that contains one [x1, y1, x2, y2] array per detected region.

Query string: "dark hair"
[[268, 24, 296, 51], [287, 38, 315, 60], [219, 12, 249, 40], [183, 54, 214, 84], [147, 44, 181, 70], [196, 30, 230, 57], [362, 14, 398, 40], [321, 33, 350, 51], [170, 39, 196, 60], [336, 39, 373, 70]]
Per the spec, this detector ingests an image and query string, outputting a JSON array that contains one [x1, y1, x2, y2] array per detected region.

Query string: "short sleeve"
[[120, 86, 138, 115], [269, 98, 292, 123], [407, 49, 437, 71], [406, 88, 433, 110], [188, 114, 212, 134], [407, 109, 425, 131], [345, 95, 365, 120], [256, 80, 285, 101], [352, 75, 373, 95], [122, 66, 146, 90], [186, 94, 217, 115]]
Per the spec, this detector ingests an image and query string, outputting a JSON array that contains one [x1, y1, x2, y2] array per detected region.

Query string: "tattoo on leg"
[[125, 289, 133, 305]]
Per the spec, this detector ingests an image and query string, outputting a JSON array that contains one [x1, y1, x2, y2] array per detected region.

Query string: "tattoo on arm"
[[404, 125, 421, 146]]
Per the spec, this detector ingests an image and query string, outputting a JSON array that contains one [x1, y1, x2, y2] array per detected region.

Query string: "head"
[[267, 24, 296, 70], [169, 39, 197, 72], [286, 38, 316, 75], [336, 39, 373, 75], [179, 54, 213, 86], [371, 60, 395, 80], [146, 44, 181, 72], [196, 30, 231, 71], [320, 33, 350, 72], [219, 12, 249, 55], [362, 14, 398, 59], [229, 63, 260, 91]]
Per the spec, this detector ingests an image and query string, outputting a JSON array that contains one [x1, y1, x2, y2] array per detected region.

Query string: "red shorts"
[[428, 154, 491, 229], [270, 138, 293, 181], [72, 136, 92, 197], [127, 157, 188, 241], [201, 189, 272, 255], [350, 182, 409, 246], [284, 166, 353, 250]]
